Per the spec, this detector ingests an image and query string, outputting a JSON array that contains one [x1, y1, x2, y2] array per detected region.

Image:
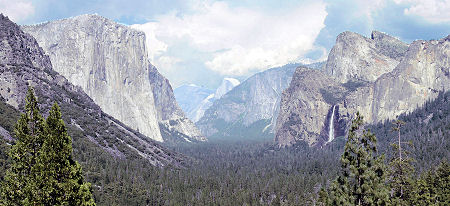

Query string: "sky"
[[1, 0, 449, 89]]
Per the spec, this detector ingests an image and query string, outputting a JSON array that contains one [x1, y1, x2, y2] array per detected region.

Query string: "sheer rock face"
[[148, 64, 206, 141], [0, 14, 183, 167], [275, 68, 340, 147], [275, 32, 449, 147], [370, 36, 450, 122], [325, 31, 408, 83], [23, 14, 205, 142], [196, 64, 299, 138]]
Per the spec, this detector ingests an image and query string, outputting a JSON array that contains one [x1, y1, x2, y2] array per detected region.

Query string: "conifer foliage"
[[0, 87, 95, 205], [319, 112, 390, 205], [389, 120, 415, 205]]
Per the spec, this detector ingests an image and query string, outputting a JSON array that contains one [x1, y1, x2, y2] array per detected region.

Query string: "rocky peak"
[[370, 34, 450, 122], [0, 14, 183, 166], [325, 31, 404, 83], [148, 64, 206, 143], [370, 30, 409, 61], [275, 33, 449, 147], [0, 14, 51, 70], [23, 14, 205, 143], [214, 78, 240, 99], [196, 63, 299, 139], [23, 15, 162, 141]]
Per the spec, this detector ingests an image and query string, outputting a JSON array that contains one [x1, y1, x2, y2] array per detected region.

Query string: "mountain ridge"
[[196, 63, 306, 139], [22, 14, 205, 143], [275, 31, 449, 147], [0, 14, 183, 166]]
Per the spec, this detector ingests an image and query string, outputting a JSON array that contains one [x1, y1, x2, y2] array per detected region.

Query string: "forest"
[[0, 91, 448, 205]]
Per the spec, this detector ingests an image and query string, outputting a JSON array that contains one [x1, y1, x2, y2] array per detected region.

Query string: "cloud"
[[130, 22, 168, 63], [155, 56, 182, 72], [0, 0, 35, 23], [394, 0, 450, 23], [133, 1, 327, 76]]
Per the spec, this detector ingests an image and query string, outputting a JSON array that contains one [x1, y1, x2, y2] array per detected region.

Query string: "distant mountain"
[[191, 78, 240, 122], [196, 63, 307, 140], [174, 78, 240, 122], [275, 31, 449, 147], [174, 84, 214, 121], [0, 14, 183, 167], [22, 14, 205, 143], [214, 78, 240, 99]]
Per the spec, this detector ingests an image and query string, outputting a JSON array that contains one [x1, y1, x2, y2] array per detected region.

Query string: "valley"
[[0, 2, 449, 205]]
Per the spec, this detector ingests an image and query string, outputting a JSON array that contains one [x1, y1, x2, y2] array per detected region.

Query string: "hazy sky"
[[1, 0, 449, 88]]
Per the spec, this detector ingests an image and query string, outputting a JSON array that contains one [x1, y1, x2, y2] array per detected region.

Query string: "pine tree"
[[39, 103, 95, 205], [388, 119, 415, 205], [0, 87, 95, 205], [1, 87, 47, 205], [411, 160, 450, 205], [319, 112, 390, 206]]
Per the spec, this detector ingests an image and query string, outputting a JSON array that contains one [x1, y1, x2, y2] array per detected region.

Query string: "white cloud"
[[355, 0, 386, 29], [133, 1, 327, 76], [0, 0, 34, 23], [154, 56, 182, 72], [394, 0, 450, 23], [130, 22, 168, 63]]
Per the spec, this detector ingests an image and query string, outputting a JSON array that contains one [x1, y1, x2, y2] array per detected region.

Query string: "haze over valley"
[[0, 0, 449, 205]]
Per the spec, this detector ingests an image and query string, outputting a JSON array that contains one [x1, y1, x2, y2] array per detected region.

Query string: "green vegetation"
[[208, 118, 273, 141], [319, 113, 390, 205], [318, 90, 450, 205], [0, 88, 95, 205], [0, 90, 448, 205], [388, 120, 416, 205]]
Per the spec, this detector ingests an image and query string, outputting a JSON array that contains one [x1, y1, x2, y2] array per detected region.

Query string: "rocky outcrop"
[[148, 64, 206, 142], [275, 68, 344, 146], [275, 32, 449, 147], [0, 125, 12, 141], [197, 63, 300, 139], [325, 31, 408, 83], [370, 35, 450, 122], [0, 14, 183, 166], [22, 14, 205, 143]]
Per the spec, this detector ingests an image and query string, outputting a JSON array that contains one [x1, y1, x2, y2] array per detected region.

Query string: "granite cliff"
[[22, 14, 204, 143], [0, 14, 183, 166], [148, 64, 206, 143], [325, 31, 408, 83], [196, 63, 301, 139], [275, 31, 449, 147]]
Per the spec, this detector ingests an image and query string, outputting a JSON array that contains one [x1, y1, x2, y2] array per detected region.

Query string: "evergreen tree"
[[0, 87, 95, 205], [1, 87, 47, 205], [388, 120, 415, 205], [319, 112, 390, 205], [411, 160, 450, 205], [39, 103, 95, 205]]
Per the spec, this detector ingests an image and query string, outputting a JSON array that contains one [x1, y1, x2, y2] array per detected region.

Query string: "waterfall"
[[328, 105, 336, 143]]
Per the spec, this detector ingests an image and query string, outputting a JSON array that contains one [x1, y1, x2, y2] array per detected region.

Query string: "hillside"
[[275, 31, 450, 147], [22, 14, 205, 143], [0, 13, 185, 204]]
